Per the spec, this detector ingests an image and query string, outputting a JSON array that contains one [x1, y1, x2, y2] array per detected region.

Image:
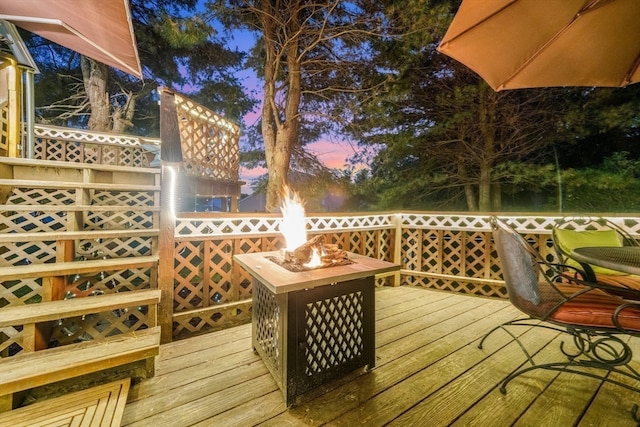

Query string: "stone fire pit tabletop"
[[233, 251, 400, 294]]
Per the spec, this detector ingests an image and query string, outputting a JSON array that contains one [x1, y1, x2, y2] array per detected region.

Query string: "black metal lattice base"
[[252, 276, 375, 406]]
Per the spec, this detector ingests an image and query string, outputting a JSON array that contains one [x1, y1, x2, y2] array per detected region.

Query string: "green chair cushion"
[[553, 228, 626, 276]]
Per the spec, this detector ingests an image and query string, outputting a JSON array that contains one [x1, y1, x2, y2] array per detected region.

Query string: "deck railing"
[[166, 211, 640, 338], [33, 124, 159, 167]]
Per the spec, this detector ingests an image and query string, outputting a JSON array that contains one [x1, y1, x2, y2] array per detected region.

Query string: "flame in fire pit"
[[279, 186, 307, 251]]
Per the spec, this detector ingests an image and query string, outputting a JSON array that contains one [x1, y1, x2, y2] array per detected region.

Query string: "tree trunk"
[[112, 92, 136, 134], [458, 155, 478, 211], [478, 83, 497, 212], [261, 4, 282, 212], [464, 184, 478, 211], [491, 183, 502, 211], [260, 2, 302, 212], [478, 162, 492, 212], [81, 57, 111, 132]]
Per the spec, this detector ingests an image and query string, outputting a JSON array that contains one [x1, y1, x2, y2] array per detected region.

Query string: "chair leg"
[[478, 317, 567, 366], [493, 327, 640, 396]]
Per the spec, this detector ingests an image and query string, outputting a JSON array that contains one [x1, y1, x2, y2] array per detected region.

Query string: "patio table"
[[233, 251, 399, 407], [571, 246, 640, 276]]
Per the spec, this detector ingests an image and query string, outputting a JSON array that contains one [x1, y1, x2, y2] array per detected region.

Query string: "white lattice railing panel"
[[400, 214, 561, 233], [175, 213, 398, 238], [33, 124, 159, 167], [175, 216, 282, 237], [307, 214, 397, 232], [34, 124, 154, 146]]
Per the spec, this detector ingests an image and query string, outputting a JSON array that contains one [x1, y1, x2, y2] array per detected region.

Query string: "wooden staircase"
[[0, 158, 162, 412]]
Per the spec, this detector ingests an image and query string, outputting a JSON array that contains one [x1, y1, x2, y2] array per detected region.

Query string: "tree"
[[212, 0, 393, 212], [28, 0, 254, 134], [345, 0, 573, 211]]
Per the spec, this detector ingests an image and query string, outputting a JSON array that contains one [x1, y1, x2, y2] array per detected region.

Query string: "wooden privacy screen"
[[158, 87, 242, 212]]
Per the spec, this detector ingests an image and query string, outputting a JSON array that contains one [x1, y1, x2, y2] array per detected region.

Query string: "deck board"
[[122, 286, 640, 426]]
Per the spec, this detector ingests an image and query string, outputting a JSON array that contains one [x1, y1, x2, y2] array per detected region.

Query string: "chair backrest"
[[491, 217, 565, 319], [552, 217, 638, 277]]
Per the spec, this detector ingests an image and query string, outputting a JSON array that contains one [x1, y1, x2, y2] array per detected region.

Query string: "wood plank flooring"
[[121, 286, 640, 426]]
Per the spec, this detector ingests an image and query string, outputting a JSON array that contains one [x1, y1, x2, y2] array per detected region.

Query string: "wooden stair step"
[[0, 228, 160, 243], [0, 326, 160, 396], [0, 205, 160, 212], [0, 289, 161, 327], [0, 179, 160, 192], [0, 255, 159, 281], [0, 157, 160, 174]]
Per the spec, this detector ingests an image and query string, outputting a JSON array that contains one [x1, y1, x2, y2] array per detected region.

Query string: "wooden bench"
[[0, 289, 161, 412]]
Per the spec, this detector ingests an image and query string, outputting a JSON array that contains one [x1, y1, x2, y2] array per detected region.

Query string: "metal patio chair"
[[482, 217, 640, 420]]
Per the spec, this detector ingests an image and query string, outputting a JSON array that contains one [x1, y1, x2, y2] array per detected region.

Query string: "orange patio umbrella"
[[437, 0, 640, 91], [0, 0, 142, 78]]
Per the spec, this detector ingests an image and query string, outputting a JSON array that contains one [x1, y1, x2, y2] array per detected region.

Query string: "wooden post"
[[392, 213, 403, 286], [158, 163, 178, 344], [159, 88, 183, 163], [157, 87, 184, 343]]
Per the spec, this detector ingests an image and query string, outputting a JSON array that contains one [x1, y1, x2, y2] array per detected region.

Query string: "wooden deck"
[[121, 286, 640, 426]]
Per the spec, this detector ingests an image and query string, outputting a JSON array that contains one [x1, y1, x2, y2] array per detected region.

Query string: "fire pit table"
[[234, 251, 399, 407]]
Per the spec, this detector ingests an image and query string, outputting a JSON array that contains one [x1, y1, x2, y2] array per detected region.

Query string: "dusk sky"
[[228, 30, 360, 194]]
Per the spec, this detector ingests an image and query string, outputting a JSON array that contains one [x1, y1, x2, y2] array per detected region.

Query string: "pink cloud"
[[307, 139, 353, 169]]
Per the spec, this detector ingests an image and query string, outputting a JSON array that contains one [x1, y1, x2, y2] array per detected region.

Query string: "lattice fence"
[[173, 93, 240, 182], [171, 214, 398, 337], [170, 213, 640, 337], [33, 124, 158, 167]]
